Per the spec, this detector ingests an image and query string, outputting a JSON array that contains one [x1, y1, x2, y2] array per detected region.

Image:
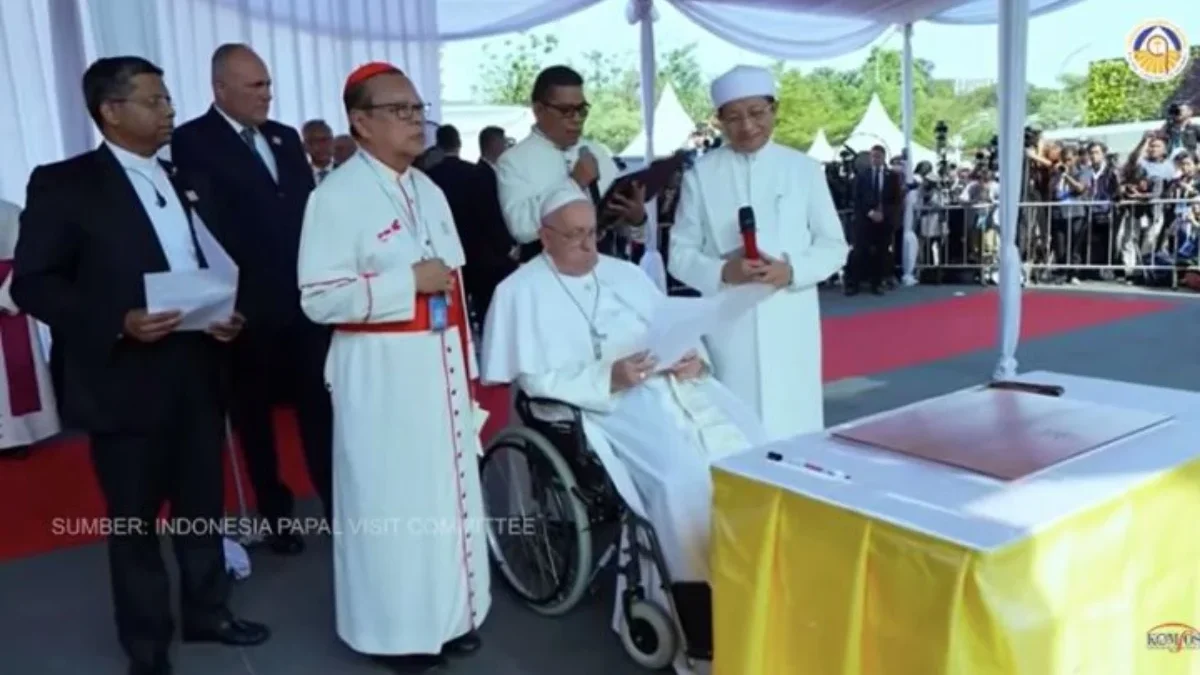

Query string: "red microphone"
[[738, 206, 759, 260]]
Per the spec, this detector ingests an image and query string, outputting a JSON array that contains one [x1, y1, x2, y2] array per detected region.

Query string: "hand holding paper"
[[636, 283, 774, 369], [144, 215, 239, 332], [122, 309, 183, 343], [206, 311, 245, 343]]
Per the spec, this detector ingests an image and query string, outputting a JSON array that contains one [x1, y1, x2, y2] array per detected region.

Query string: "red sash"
[[0, 260, 42, 415], [336, 270, 476, 398]]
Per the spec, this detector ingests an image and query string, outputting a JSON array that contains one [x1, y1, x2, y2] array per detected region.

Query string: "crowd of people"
[[911, 104, 1200, 288], [1, 41, 852, 675]]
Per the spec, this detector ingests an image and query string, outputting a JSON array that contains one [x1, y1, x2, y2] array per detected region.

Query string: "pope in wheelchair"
[[480, 184, 768, 671]]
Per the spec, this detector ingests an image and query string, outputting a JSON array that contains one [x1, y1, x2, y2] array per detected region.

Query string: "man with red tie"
[[297, 63, 490, 674]]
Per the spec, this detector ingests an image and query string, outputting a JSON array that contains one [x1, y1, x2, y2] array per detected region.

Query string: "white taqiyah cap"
[[540, 181, 591, 223], [710, 65, 776, 110]]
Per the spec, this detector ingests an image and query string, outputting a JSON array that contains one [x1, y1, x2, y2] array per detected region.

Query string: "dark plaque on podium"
[[831, 388, 1171, 480]]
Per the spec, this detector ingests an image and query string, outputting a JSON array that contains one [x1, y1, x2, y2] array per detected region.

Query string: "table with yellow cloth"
[[710, 372, 1200, 675]]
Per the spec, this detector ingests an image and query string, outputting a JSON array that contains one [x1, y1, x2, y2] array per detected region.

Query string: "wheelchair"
[[479, 389, 689, 670]]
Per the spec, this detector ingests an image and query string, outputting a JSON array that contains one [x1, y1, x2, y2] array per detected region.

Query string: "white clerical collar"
[[215, 105, 257, 137], [358, 148, 412, 182], [105, 140, 161, 172]]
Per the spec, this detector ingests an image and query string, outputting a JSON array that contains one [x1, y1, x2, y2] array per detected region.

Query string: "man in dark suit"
[[13, 56, 268, 675], [172, 43, 332, 546], [847, 144, 902, 295], [426, 124, 516, 328]]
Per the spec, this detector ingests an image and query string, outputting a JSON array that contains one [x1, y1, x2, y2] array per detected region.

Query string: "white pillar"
[[899, 23, 918, 286], [627, 0, 666, 291], [994, 0, 1030, 379]]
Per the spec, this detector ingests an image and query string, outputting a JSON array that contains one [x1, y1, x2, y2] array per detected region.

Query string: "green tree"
[[1083, 50, 1195, 125], [471, 34, 560, 105], [658, 44, 710, 123]]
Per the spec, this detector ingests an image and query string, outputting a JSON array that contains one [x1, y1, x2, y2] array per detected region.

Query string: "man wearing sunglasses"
[[496, 65, 646, 262]]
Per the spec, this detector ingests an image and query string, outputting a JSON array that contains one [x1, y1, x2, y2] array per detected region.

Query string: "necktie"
[[876, 169, 882, 198], [240, 127, 272, 176]]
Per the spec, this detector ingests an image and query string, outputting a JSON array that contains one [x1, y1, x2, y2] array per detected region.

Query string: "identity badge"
[[429, 293, 449, 332]]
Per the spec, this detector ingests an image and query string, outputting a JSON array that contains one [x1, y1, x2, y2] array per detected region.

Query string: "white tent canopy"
[[620, 83, 695, 157], [806, 129, 837, 163], [0, 0, 1086, 384], [843, 94, 938, 164]]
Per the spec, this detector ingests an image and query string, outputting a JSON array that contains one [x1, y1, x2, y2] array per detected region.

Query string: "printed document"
[[637, 283, 773, 368], [144, 217, 238, 331]]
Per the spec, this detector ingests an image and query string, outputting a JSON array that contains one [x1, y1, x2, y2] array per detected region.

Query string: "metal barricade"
[[911, 197, 1199, 289]]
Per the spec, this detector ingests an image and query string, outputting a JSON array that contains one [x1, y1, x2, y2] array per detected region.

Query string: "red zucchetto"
[[343, 62, 400, 96]]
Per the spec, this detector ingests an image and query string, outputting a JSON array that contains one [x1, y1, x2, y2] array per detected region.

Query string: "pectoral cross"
[[590, 327, 606, 360]]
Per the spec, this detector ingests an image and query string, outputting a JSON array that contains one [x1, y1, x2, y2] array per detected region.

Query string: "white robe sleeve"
[[297, 186, 416, 324], [667, 169, 725, 296], [786, 166, 850, 291], [517, 361, 616, 414], [496, 153, 552, 245]]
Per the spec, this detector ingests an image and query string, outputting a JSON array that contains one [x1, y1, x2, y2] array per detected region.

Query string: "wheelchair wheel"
[[619, 599, 678, 670], [480, 425, 593, 616]]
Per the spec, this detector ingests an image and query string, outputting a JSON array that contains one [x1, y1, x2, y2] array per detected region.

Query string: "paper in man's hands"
[[636, 283, 774, 370], [144, 216, 239, 331]]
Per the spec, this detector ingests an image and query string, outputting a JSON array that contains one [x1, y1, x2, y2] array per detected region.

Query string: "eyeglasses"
[[111, 95, 174, 111], [540, 101, 590, 120], [361, 102, 430, 121]]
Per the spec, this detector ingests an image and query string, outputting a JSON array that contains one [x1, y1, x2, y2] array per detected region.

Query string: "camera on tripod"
[[934, 120, 950, 181]]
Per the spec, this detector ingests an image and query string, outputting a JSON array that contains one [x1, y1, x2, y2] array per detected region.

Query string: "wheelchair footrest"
[[672, 582, 713, 660]]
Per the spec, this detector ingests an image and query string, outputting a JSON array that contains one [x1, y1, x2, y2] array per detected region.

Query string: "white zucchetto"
[[540, 182, 591, 224], [710, 65, 777, 110]]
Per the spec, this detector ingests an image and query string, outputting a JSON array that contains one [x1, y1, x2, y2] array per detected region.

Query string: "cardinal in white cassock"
[[0, 199, 59, 455], [496, 65, 645, 252], [481, 183, 768, 668], [296, 62, 489, 674], [669, 66, 849, 441]]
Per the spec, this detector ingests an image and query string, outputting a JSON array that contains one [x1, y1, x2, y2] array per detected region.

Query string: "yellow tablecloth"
[[711, 457, 1200, 675]]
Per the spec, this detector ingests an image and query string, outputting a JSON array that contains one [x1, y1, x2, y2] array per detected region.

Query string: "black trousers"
[[89, 341, 230, 665], [229, 317, 333, 524], [848, 220, 893, 289]]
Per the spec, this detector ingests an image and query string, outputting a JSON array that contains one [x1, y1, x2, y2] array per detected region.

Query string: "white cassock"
[[0, 199, 59, 450], [669, 142, 848, 441], [297, 151, 490, 655], [495, 128, 619, 243], [482, 252, 766, 671]]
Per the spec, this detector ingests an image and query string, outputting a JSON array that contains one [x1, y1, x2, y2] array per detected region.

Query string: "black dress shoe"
[[372, 654, 447, 673], [442, 631, 482, 656], [182, 614, 270, 646], [128, 659, 170, 675], [267, 532, 305, 554]]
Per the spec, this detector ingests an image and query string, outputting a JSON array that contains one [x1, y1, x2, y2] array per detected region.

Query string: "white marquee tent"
[[620, 83, 695, 157], [843, 94, 938, 164], [0, 0, 1086, 389], [806, 129, 837, 163]]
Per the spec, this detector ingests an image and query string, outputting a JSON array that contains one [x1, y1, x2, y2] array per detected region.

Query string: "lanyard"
[[361, 153, 436, 258]]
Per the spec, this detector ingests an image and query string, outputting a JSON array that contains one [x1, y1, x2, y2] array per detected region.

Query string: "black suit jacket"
[[427, 157, 515, 296], [11, 145, 232, 432], [171, 107, 315, 332], [854, 167, 903, 227]]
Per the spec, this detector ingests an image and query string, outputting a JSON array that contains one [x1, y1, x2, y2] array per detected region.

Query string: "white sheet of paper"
[[636, 283, 774, 369], [144, 215, 239, 332]]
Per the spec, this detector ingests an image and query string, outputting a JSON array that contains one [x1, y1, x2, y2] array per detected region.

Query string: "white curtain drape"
[[0, 0, 84, 205], [76, 0, 441, 146]]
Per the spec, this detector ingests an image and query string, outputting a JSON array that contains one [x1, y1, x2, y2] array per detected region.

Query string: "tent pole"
[[994, 0, 1030, 380], [900, 22, 917, 286]]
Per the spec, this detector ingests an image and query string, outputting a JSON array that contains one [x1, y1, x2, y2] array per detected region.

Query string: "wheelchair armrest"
[[514, 389, 584, 425]]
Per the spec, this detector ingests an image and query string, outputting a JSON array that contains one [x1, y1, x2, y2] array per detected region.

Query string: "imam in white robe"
[[0, 200, 59, 450], [482, 253, 766, 670], [495, 128, 619, 243], [669, 142, 848, 441], [297, 151, 490, 655]]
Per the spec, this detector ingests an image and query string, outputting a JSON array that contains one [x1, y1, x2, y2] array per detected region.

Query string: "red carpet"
[[0, 290, 1172, 560]]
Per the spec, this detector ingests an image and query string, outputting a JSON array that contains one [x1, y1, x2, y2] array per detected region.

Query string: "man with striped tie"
[[302, 119, 335, 184], [172, 43, 334, 547]]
